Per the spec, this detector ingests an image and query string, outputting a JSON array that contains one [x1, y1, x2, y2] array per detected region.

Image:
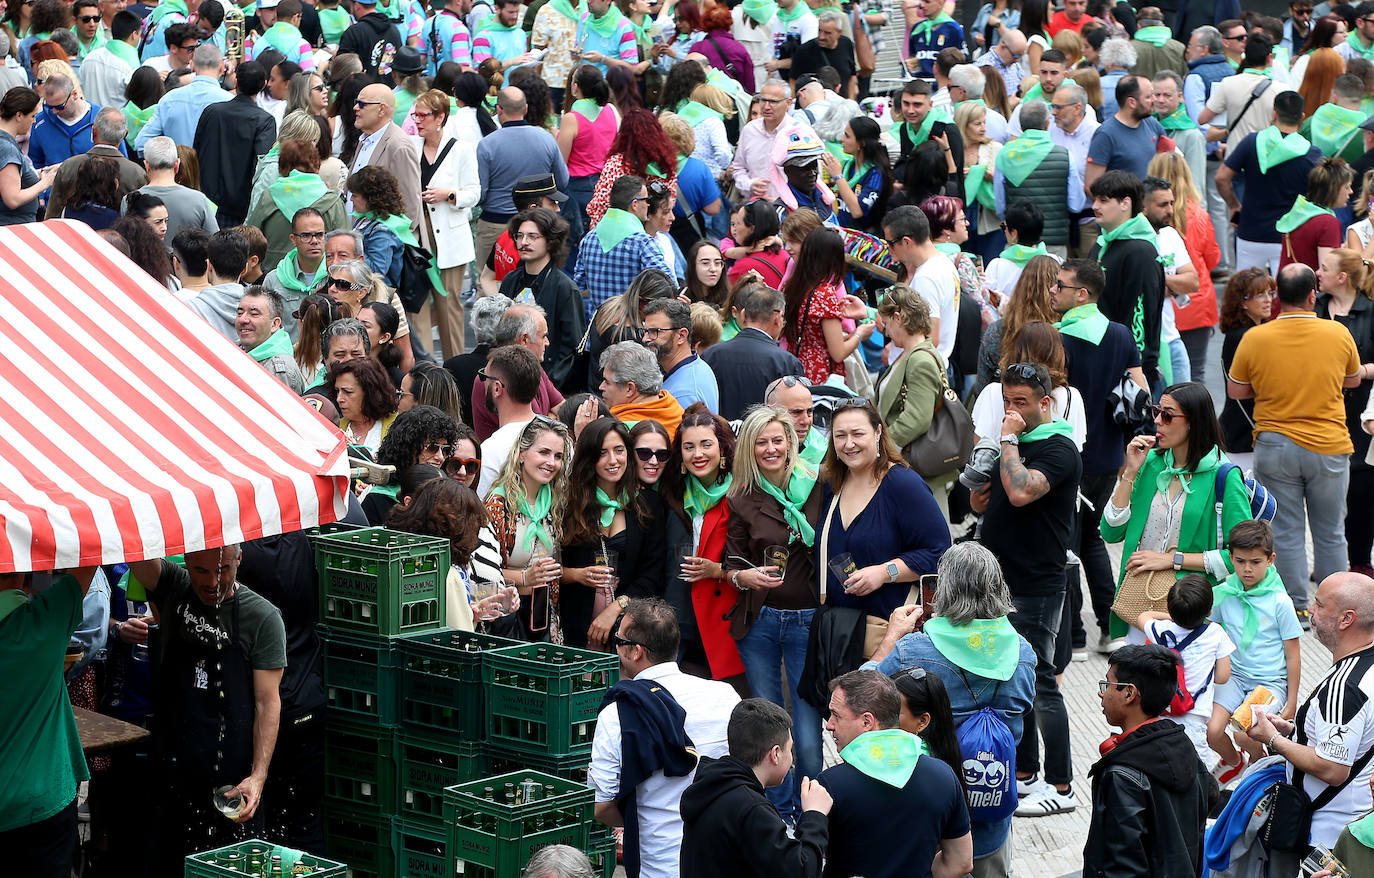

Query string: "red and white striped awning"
[[0, 220, 350, 573]]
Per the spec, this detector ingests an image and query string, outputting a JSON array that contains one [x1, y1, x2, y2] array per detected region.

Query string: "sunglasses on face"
[[1148, 404, 1187, 425], [78, 14, 100, 22], [634, 447, 671, 463], [354, 99, 383, 109], [329, 277, 366, 292], [422, 442, 455, 457], [477, 368, 502, 384], [444, 457, 481, 478], [611, 631, 645, 650]]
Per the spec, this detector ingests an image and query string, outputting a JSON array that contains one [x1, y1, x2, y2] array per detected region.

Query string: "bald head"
[[1313, 572, 1374, 654], [496, 87, 526, 122], [1001, 29, 1027, 56], [355, 83, 395, 134]]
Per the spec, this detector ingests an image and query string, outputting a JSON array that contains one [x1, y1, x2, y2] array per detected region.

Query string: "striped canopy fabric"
[[0, 221, 350, 573]]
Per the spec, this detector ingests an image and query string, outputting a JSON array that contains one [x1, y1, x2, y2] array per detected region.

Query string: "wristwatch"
[[616, 594, 630, 610], [999, 434, 1019, 446], [1172, 551, 1185, 571], [886, 562, 900, 582]]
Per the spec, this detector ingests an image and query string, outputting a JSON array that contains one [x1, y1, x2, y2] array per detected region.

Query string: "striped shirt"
[[1293, 644, 1374, 847]]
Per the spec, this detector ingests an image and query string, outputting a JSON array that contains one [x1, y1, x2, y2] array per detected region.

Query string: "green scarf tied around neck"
[[1349, 809, 1374, 847], [596, 208, 645, 253], [274, 248, 328, 293], [910, 11, 954, 41], [1348, 31, 1374, 60], [775, 1, 810, 22], [995, 128, 1054, 187], [1055, 302, 1109, 345], [895, 105, 952, 150], [1255, 127, 1311, 173], [1212, 566, 1285, 651], [549, 0, 583, 22], [271, 170, 328, 222], [1275, 195, 1335, 234], [248, 327, 295, 362], [675, 100, 724, 127], [998, 241, 1047, 266], [759, 472, 815, 547], [1133, 24, 1172, 46], [494, 484, 556, 554], [741, 0, 778, 26], [934, 241, 962, 257], [595, 486, 627, 528], [571, 98, 603, 122], [1153, 446, 1224, 495], [923, 616, 1021, 680], [357, 210, 419, 248], [1020, 81, 1044, 103], [1309, 102, 1366, 156], [583, 4, 626, 38], [1097, 212, 1157, 260], [840, 729, 926, 788], [1156, 103, 1194, 131], [964, 163, 996, 211], [683, 473, 732, 519], [1018, 418, 1074, 443], [107, 38, 140, 69]]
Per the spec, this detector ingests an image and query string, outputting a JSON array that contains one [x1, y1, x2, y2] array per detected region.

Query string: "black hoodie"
[[679, 755, 827, 878], [1083, 719, 1209, 878], [338, 12, 402, 80]]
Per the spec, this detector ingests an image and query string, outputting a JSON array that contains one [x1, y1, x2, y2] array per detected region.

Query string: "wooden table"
[[74, 707, 150, 755]]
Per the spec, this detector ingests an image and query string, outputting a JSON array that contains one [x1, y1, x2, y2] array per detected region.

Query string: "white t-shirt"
[[1156, 226, 1192, 345], [477, 418, 532, 497], [1144, 619, 1235, 721], [971, 383, 1087, 450], [910, 252, 960, 361], [1293, 645, 1374, 848]]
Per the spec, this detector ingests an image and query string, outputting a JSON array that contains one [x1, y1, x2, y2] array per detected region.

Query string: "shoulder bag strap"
[[704, 33, 739, 78], [818, 492, 841, 603], [1233, 77, 1273, 130], [1214, 463, 1236, 550]]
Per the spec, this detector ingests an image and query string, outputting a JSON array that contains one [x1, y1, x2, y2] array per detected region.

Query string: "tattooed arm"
[[997, 442, 1053, 507]]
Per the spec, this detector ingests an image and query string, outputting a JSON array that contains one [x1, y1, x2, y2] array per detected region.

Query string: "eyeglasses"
[[444, 457, 481, 478], [44, 96, 70, 113], [611, 631, 645, 650], [311, 83, 329, 92], [1051, 280, 1087, 291], [634, 447, 671, 463], [514, 232, 544, 243], [640, 326, 672, 340], [1050, 102, 1076, 112], [293, 231, 326, 240], [354, 99, 383, 109], [179, 41, 202, 50], [422, 441, 455, 457], [477, 368, 502, 385], [329, 277, 366, 292], [1149, 404, 1187, 425], [1098, 680, 1137, 694], [757, 96, 785, 105], [396, 389, 413, 401], [631, 195, 651, 204], [412, 110, 435, 119], [1223, 32, 1246, 41], [77, 14, 100, 22], [1244, 289, 1276, 301]]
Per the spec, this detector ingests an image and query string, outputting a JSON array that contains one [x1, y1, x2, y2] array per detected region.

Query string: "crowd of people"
[[9, 0, 1374, 877]]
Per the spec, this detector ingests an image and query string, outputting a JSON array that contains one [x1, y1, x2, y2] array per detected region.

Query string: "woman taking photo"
[[1217, 268, 1274, 471], [558, 417, 668, 650], [822, 115, 894, 232], [245, 138, 347, 272], [723, 405, 823, 820], [327, 356, 399, 452], [781, 226, 874, 386], [484, 417, 573, 641], [1101, 382, 1256, 641], [724, 198, 788, 287], [957, 100, 1003, 265], [0, 87, 55, 224]]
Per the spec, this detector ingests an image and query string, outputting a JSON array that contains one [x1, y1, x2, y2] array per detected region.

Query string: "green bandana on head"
[[840, 729, 926, 788], [1097, 212, 1157, 260], [964, 162, 997, 211], [248, 327, 295, 362], [1212, 566, 1284, 651], [683, 473, 732, 519], [741, 0, 778, 25], [1275, 195, 1335, 234], [1254, 127, 1311, 173], [1055, 302, 1109, 345], [494, 483, 556, 554], [923, 616, 1021, 680], [1153, 446, 1224, 495], [995, 128, 1054, 186], [274, 248, 328, 293], [1156, 103, 1194, 131], [595, 486, 627, 528], [595, 208, 645, 253], [998, 241, 1047, 266], [910, 11, 954, 41], [1133, 24, 1172, 46], [582, 4, 626, 38], [1018, 418, 1074, 443], [1309, 103, 1366, 156]]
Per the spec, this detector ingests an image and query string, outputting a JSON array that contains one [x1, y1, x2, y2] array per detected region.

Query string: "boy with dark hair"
[[1207, 519, 1303, 781], [679, 699, 830, 877], [1138, 574, 1235, 770], [1089, 169, 1166, 386], [1084, 644, 1209, 877]]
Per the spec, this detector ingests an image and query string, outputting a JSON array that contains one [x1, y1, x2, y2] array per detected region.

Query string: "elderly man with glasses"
[[974, 28, 1026, 107], [731, 79, 794, 201]]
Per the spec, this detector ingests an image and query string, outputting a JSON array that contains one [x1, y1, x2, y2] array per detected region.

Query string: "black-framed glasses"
[[611, 631, 645, 650], [631, 195, 651, 204], [422, 441, 455, 457], [634, 447, 671, 463], [1148, 404, 1186, 425], [293, 230, 326, 241], [1223, 32, 1246, 41], [77, 14, 100, 22], [329, 277, 366, 291], [179, 40, 202, 50], [1098, 680, 1137, 694], [311, 83, 328, 92], [1052, 280, 1087, 291], [354, 99, 383, 108], [641, 326, 671, 340], [44, 95, 70, 113], [476, 368, 502, 384]]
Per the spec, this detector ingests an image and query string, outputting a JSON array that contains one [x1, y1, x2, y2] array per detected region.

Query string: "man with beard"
[[642, 298, 718, 413], [1085, 76, 1169, 188], [128, 548, 286, 878], [470, 304, 565, 440], [476, 344, 542, 495], [497, 206, 583, 387]]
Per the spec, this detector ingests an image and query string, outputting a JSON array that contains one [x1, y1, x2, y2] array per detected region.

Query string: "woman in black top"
[[1217, 268, 1276, 470]]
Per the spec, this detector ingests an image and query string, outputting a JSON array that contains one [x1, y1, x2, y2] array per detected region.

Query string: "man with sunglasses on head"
[[193, 60, 276, 229], [701, 283, 802, 421]]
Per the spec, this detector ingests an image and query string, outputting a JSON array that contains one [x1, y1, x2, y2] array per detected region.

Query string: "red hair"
[[675, 0, 702, 31], [609, 108, 678, 181], [702, 3, 732, 31]]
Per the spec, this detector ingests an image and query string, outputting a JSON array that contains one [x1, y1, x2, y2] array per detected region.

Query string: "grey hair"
[[1152, 69, 1184, 92], [521, 844, 596, 878], [1192, 25, 1223, 56], [471, 294, 514, 345], [493, 303, 547, 346], [817, 10, 846, 28], [1099, 38, 1138, 71], [93, 106, 128, 145], [329, 258, 375, 288], [41, 73, 74, 98], [1019, 99, 1049, 131], [760, 77, 792, 102], [812, 100, 862, 142], [143, 136, 179, 170], [192, 41, 223, 72], [600, 341, 663, 394], [49, 29, 79, 57], [1054, 82, 1088, 109], [932, 542, 1015, 626], [324, 228, 364, 256], [949, 63, 986, 97], [241, 285, 286, 323], [320, 317, 371, 356]]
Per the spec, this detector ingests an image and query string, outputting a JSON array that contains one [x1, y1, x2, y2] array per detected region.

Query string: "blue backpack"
[[1214, 463, 1277, 549], [954, 675, 1018, 823]]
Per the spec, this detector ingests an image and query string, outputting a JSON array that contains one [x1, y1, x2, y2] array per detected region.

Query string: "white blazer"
[[411, 133, 480, 269]]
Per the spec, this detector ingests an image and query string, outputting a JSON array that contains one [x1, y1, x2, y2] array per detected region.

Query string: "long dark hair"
[[453, 70, 498, 135], [124, 65, 164, 110], [67, 154, 120, 210], [848, 116, 893, 222], [333, 72, 370, 165], [736, 197, 780, 248], [607, 65, 642, 112], [111, 215, 171, 283], [1020, 0, 1050, 37], [660, 402, 736, 524], [510, 67, 553, 132], [903, 140, 949, 205], [684, 239, 729, 306], [565, 64, 610, 112], [385, 478, 488, 568], [781, 226, 846, 351], [563, 417, 643, 546], [658, 59, 706, 113], [893, 669, 968, 797], [1160, 381, 1227, 463]]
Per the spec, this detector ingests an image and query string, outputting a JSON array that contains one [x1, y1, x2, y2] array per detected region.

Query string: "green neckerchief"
[[923, 616, 1021, 681], [357, 210, 420, 248], [596, 208, 644, 253], [571, 97, 603, 122], [270, 170, 329, 222], [123, 101, 156, 142], [759, 471, 815, 547], [79, 31, 108, 58], [741, 0, 778, 26], [0, 589, 28, 626], [107, 38, 139, 68], [894, 105, 952, 151], [149, 0, 189, 25], [274, 248, 328, 293], [1255, 127, 1311, 173], [964, 162, 996, 211], [955, 98, 985, 111], [595, 486, 627, 528], [1020, 81, 1043, 103], [1097, 212, 1156, 260], [1018, 418, 1074, 443], [318, 7, 352, 42], [909, 10, 953, 41], [843, 158, 872, 189], [494, 483, 556, 553], [683, 472, 732, 519], [1153, 446, 1223, 495], [627, 12, 653, 46], [259, 21, 305, 56], [798, 428, 826, 467], [1275, 195, 1335, 234], [248, 326, 295, 362], [643, 154, 685, 178], [1309, 103, 1365, 157], [1055, 302, 1109, 345], [839, 728, 926, 788], [997, 241, 1047, 266], [934, 241, 962, 257], [1348, 30, 1374, 60], [1133, 24, 1172, 46], [775, 1, 810, 23], [583, 4, 626, 38], [1349, 809, 1374, 848], [1156, 103, 1194, 131], [1212, 566, 1284, 651], [675, 99, 724, 127], [548, 0, 583, 21], [995, 128, 1054, 187]]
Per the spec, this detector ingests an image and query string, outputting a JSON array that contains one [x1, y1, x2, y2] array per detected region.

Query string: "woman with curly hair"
[[509, 67, 555, 132], [974, 252, 1059, 396], [399, 360, 465, 424], [558, 416, 667, 650], [347, 165, 412, 287], [326, 356, 399, 452], [57, 155, 119, 229], [364, 404, 461, 523], [585, 108, 679, 228], [1217, 268, 1275, 469], [111, 214, 172, 286]]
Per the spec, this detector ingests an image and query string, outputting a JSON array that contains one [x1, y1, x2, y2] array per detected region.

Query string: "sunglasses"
[[1003, 362, 1049, 396], [611, 631, 645, 650], [354, 99, 383, 108], [477, 368, 501, 384], [329, 277, 366, 292], [78, 14, 100, 22], [422, 442, 455, 457], [444, 457, 481, 478], [634, 447, 671, 463], [1148, 404, 1186, 425]]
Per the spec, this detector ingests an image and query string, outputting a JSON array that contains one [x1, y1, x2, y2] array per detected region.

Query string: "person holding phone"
[[484, 417, 574, 641]]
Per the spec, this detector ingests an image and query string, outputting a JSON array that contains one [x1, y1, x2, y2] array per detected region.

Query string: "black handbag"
[[901, 347, 976, 477], [397, 242, 436, 313]]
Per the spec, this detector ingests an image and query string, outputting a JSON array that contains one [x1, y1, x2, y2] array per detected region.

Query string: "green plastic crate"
[[586, 830, 617, 878], [398, 732, 488, 822], [325, 718, 400, 817], [441, 770, 594, 874], [399, 630, 521, 740], [185, 838, 346, 878], [486, 745, 590, 785], [393, 817, 449, 878], [313, 527, 448, 636], [323, 805, 395, 878], [322, 629, 404, 726], [482, 645, 619, 756]]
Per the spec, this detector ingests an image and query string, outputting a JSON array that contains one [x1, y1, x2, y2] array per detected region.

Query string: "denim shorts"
[[1212, 668, 1287, 714]]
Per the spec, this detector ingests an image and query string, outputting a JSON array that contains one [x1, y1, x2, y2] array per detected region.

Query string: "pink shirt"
[[566, 105, 619, 178]]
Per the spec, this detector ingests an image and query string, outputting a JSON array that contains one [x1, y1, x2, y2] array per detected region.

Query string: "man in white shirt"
[[1051, 82, 1101, 257], [1198, 34, 1292, 153], [81, 9, 140, 108], [590, 598, 740, 878], [476, 344, 541, 495], [1142, 176, 1199, 384], [884, 205, 959, 362]]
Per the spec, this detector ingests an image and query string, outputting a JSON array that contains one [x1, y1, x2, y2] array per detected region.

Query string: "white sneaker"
[[1071, 645, 1090, 662], [1015, 785, 1077, 817], [1097, 633, 1127, 654], [1016, 773, 1042, 798]]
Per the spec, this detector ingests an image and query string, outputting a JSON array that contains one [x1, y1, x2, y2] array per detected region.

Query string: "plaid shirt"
[[572, 230, 671, 322]]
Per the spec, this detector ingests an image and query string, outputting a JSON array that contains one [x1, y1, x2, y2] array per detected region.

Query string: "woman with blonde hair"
[[1347, 169, 1374, 253], [1052, 28, 1085, 70], [956, 100, 1003, 264], [1066, 66, 1103, 115], [1148, 151, 1220, 381], [975, 253, 1059, 395]]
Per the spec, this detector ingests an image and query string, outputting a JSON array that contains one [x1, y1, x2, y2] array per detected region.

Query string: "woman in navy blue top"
[[817, 399, 951, 621]]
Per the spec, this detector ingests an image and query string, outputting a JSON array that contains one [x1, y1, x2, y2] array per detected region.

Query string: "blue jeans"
[[1008, 591, 1073, 786], [562, 174, 597, 280], [1253, 431, 1351, 611], [1168, 337, 1191, 384], [736, 606, 822, 821]]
